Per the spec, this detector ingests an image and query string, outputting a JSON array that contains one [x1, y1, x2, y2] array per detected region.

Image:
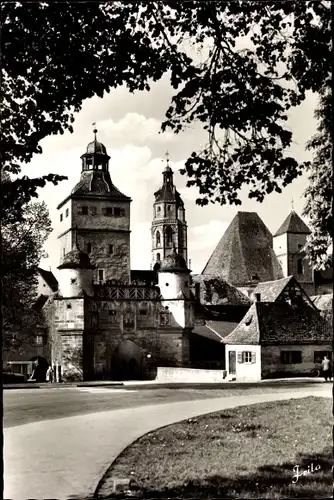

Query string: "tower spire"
[[165, 150, 170, 167], [92, 122, 98, 141]]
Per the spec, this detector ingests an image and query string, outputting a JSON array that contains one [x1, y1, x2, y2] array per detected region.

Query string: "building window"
[[156, 231, 161, 247], [238, 351, 256, 364], [159, 312, 170, 326], [81, 206, 88, 215], [281, 351, 302, 364], [66, 208, 69, 217], [298, 244, 303, 250], [91, 312, 99, 328], [67, 304, 72, 309], [297, 259, 304, 275], [98, 269, 105, 284], [60, 213, 63, 222], [157, 206, 161, 213], [166, 227, 174, 246], [167, 205, 171, 212], [109, 244, 114, 255], [87, 243, 92, 254], [34, 335, 44, 346], [156, 252, 161, 261], [90, 207, 97, 215], [139, 308, 148, 316], [314, 351, 332, 363]]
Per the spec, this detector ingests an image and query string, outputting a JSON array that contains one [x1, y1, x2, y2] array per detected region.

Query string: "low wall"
[[156, 366, 227, 382]]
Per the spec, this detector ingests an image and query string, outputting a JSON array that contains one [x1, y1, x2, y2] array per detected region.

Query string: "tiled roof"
[[37, 267, 58, 292], [252, 276, 293, 302], [192, 274, 251, 306], [58, 247, 95, 270], [193, 325, 223, 343], [202, 212, 284, 285], [160, 247, 189, 273], [33, 294, 49, 310], [274, 211, 311, 237], [71, 170, 131, 200], [206, 320, 239, 339], [224, 302, 332, 345], [311, 294, 333, 311]]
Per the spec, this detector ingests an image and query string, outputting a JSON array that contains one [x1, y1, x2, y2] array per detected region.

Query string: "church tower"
[[151, 154, 188, 269], [273, 209, 315, 295], [57, 129, 132, 283]]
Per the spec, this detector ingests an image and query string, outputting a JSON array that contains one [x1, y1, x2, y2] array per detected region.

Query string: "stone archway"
[[111, 340, 144, 380]]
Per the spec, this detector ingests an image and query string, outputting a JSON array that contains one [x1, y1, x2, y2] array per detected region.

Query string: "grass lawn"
[[97, 396, 333, 499]]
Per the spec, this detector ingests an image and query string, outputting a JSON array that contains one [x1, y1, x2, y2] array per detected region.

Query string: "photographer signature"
[[292, 464, 321, 483]]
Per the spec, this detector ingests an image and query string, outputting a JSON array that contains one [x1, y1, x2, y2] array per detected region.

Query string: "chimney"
[[255, 293, 261, 302]]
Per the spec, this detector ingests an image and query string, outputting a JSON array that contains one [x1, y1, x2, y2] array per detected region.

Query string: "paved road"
[[4, 383, 331, 500], [4, 380, 325, 428]]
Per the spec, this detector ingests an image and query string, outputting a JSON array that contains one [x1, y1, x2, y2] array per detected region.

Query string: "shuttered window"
[[238, 351, 256, 364]]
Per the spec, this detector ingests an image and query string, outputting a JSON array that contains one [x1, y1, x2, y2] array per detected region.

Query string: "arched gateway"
[[111, 340, 144, 380]]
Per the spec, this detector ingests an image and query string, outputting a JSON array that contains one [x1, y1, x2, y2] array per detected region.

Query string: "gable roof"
[[224, 302, 332, 345], [252, 276, 293, 302], [193, 320, 239, 343], [274, 211, 311, 237], [37, 267, 58, 292], [202, 212, 284, 285], [252, 276, 316, 309]]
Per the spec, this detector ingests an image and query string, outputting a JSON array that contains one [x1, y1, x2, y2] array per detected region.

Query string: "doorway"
[[228, 351, 236, 375]]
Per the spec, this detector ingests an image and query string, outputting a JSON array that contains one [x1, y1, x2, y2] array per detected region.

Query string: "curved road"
[[4, 383, 331, 500]]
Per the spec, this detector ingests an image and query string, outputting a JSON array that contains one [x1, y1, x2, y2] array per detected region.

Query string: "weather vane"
[[291, 198, 294, 211], [92, 122, 98, 139], [165, 150, 170, 166]]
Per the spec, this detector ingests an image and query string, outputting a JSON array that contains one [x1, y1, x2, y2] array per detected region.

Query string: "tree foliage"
[[303, 84, 332, 269], [1, 193, 52, 352], [1, 1, 332, 263]]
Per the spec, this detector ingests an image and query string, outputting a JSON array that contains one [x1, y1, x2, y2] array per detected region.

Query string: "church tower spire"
[[151, 152, 188, 269]]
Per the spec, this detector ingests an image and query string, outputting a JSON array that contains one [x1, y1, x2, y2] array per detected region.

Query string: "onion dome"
[[160, 246, 190, 273], [86, 137, 107, 155]]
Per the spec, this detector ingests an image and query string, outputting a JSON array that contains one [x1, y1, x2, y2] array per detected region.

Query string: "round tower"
[[158, 246, 191, 300], [151, 153, 188, 268], [57, 239, 95, 297]]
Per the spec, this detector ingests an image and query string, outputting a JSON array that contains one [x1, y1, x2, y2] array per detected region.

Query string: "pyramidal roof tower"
[[202, 212, 284, 289], [274, 210, 311, 237]]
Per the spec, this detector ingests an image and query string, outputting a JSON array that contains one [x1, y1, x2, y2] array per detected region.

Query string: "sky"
[[26, 74, 318, 278]]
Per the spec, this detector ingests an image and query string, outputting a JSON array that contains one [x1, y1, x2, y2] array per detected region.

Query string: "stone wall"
[[261, 344, 333, 378]]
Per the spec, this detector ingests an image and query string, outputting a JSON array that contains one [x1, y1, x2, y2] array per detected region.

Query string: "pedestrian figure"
[[46, 365, 53, 383], [321, 356, 331, 382]]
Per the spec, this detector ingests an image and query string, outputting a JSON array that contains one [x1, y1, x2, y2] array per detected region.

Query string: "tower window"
[[87, 243, 92, 253], [157, 206, 161, 214], [65, 208, 69, 218], [156, 231, 161, 247], [81, 206, 88, 215], [166, 227, 174, 246], [60, 213, 63, 222], [109, 244, 114, 255], [97, 269, 105, 284], [297, 259, 304, 275], [156, 253, 161, 261], [167, 205, 171, 211]]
